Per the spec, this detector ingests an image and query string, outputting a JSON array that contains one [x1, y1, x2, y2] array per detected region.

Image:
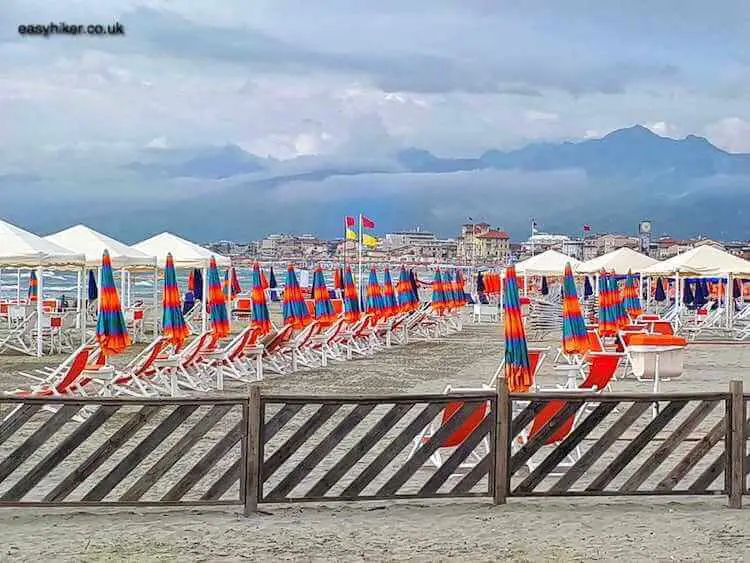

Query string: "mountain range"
[[1, 125, 749, 242]]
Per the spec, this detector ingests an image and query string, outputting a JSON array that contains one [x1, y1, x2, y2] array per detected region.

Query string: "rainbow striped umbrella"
[[250, 262, 271, 335], [283, 264, 311, 329], [27, 270, 38, 302], [503, 264, 532, 392], [188, 268, 204, 302], [207, 256, 230, 338], [223, 268, 242, 298], [396, 266, 417, 313], [366, 267, 386, 319], [382, 267, 398, 318], [343, 266, 360, 322], [96, 250, 131, 357], [734, 278, 742, 299], [312, 265, 336, 325], [162, 253, 189, 347], [622, 270, 643, 319], [431, 269, 448, 314], [598, 271, 618, 336], [561, 262, 589, 356], [610, 274, 629, 328], [443, 269, 457, 311], [334, 267, 344, 292], [455, 269, 467, 307], [409, 269, 419, 302]]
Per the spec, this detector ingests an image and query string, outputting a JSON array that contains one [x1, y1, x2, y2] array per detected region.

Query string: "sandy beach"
[[1, 319, 750, 561]]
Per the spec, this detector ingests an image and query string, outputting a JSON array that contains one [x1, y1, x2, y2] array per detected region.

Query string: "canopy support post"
[[153, 267, 159, 336], [201, 267, 208, 333], [36, 266, 43, 357]]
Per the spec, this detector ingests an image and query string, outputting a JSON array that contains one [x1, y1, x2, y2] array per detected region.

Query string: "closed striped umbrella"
[[431, 269, 448, 314], [269, 267, 280, 302], [312, 265, 336, 326], [622, 270, 643, 319], [96, 250, 131, 357], [250, 262, 271, 335], [283, 264, 311, 329], [654, 277, 666, 302], [503, 265, 532, 392], [343, 266, 361, 323], [598, 271, 618, 336], [88, 269, 98, 301], [455, 269, 467, 307], [366, 267, 386, 319], [162, 253, 189, 347], [207, 256, 230, 338], [610, 274, 629, 328], [396, 266, 417, 313], [27, 270, 38, 302], [382, 267, 398, 318], [561, 262, 588, 356]]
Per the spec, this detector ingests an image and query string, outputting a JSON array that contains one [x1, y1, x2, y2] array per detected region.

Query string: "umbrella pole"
[[226, 267, 232, 326], [16, 268, 20, 303], [153, 267, 159, 336], [36, 266, 43, 357], [727, 274, 733, 330], [201, 267, 208, 333]]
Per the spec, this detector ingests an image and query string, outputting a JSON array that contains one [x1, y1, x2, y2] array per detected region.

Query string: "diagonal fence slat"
[[161, 420, 243, 502], [44, 405, 161, 502], [619, 400, 719, 492], [451, 453, 491, 494], [82, 405, 200, 502], [119, 405, 235, 502], [0, 405, 81, 485], [0, 405, 43, 448], [341, 403, 445, 498], [266, 404, 376, 500], [549, 401, 650, 493], [305, 403, 414, 499], [689, 452, 726, 492], [509, 401, 584, 474], [656, 418, 726, 492], [510, 400, 548, 437], [377, 401, 483, 497], [262, 404, 342, 481], [263, 404, 304, 442], [515, 402, 618, 494], [201, 458, 242, 501], [585, 400, 688, 492], [420, 414, 492, 495], [2, 405, 119, 501]]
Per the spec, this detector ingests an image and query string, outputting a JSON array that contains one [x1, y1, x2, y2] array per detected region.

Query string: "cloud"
[[705, 117, 750, 152]]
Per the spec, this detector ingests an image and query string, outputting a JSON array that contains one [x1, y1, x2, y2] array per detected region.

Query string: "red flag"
[[583, 224, 592, 232], [345, 216, 355, 227], [361, 215, 375, 229]]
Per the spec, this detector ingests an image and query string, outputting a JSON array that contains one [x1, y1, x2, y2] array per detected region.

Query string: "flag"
[[362, 233, 378, 247], [583, 224, 592, 232], [361, 216, 375, 229], [531, 220, 539, 234], [345, 216, 356, 227], [345, 229, 358, 241], [467, 216, 474, 221]]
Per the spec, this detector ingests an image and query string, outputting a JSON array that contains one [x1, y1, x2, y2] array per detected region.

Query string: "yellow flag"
[[362, 233, 378, 247], [346, 229, 358, 241]]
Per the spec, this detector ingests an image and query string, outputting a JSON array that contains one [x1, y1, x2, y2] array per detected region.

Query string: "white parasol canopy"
[[0, 219, 85, 268], [132, 232, 231, 269], [576, 247, 658, 275], [641, 245, 750, 277], [45, 224, 156, 269], [514, 249, 581, 277]]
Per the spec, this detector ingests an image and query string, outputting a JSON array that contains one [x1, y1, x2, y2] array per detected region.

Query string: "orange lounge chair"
[[489, 346, 549, 388]]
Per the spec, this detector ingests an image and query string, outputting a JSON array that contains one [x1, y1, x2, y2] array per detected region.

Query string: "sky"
[[2, 0, 750, 161]]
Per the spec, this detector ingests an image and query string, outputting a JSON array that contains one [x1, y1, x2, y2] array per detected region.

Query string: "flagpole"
[[358, 214, 363, 307], [343, 216, 347, 266], [530, 220, 535, 257]]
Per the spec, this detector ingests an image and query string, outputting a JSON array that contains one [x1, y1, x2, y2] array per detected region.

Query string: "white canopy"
[[514, 249, 581, 276], [132, 232, 231, 269], [642, 245, 750, 277], [0, 219, 85, 268], [45, 224, 156, 270], [576, 247, 658, 275]]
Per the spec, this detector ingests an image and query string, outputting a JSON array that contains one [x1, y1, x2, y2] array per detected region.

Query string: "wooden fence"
[[0, 382, 747, 515]]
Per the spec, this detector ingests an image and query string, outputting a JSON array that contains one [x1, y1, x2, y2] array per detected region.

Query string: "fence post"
[[729, 380, 744, 509], [494, 377, 510, 505], [244, 385, 262, 516]]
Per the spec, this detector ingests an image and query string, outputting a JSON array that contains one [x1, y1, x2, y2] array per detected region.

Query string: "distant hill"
[[3, 126, 749, 241]]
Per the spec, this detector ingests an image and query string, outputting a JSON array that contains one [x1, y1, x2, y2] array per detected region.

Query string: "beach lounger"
[[407, 385, 491, 472], [202, 326, 262, 390], [97, 337, 170, 397], [152, 332, 215, 394], [0, 308, 37, 356], [489, 346, 549, 389], [261, 325, 296, 374], [308, 317, 348, 366]]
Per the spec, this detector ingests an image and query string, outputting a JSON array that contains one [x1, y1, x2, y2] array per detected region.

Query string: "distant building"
[[384, 228, 437, 248], [521, 233, 570, 255], [593, 234, 640, 255], [457, 223, 510, 265]]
